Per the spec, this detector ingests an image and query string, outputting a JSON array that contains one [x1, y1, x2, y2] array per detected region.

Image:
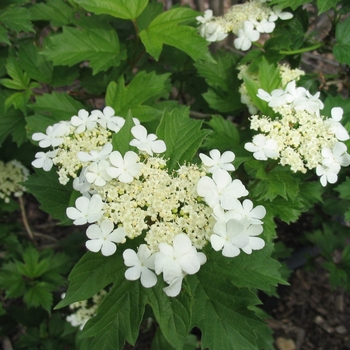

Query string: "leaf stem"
[[279, 43, 323, 55]]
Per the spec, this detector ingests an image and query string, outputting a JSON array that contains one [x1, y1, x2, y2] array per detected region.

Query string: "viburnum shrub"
[[1, 0, 350, 349]]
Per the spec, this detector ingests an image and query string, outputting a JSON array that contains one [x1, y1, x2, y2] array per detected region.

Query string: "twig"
[[189, 111, 212, 119], [18, 196, 35, 243]]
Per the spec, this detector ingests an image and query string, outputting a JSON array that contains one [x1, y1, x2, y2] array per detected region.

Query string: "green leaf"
[[136, 2, 163, 32], [268, 0, 309, 10], [30, 92, 85, 121], [317, 0, 338, 14], [112, 111, 134, 155], [335, 177, 350, 200], [55, 251, 125, 309], [30, 0, 75, 26], [264, 198, 303, 224], [2, 53, 31, 89], [106, 71, 171, 121], [0, 94, 25, 146], [258, 57, 282, 93], [333, 17, 350, 66], [42, 26, 126, 75], [18, 42, 53, 84], [202, 116, 240, 151], [0, 5, 33, 33], [189, 273, 262, 350], [24, 169, 73, 223], [0, 262, 26, 298], [16, 246, 50, 279], [4, 89, 32, 114], [139, 7, 213, 62], [23, 282, 54, 312], [195, 51, 242, 113], [0, 25, 10, 45], [157, 108, 211, 171], [81, 281, 144, 349], [75, 0, 148, 20]]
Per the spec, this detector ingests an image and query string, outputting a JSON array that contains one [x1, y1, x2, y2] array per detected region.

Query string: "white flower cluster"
[[196, 0, 292, 51], [0, 160, 29, 203], [65, 289, 107, 330], [244, 81, 350, 186], [33, 107, 266, 297], [238, 63, 305, 114]]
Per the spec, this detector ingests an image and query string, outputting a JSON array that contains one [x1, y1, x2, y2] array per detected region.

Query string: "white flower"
[[324, 107, 349, 141], [32, 123, 68, 148], [85, 219, 126, 256], [269, 6, 293, 22], [211, 218, 265, 257], [31, 150, 58, 171], [321, 142, 350, 168], [197, 169, 248, 210], [107, 151, 141, 183], [78, 143, 113, 163], [73, 167, 91, 194], [232, 199, 266, 225], [244, 134, 279, 160], [155, 234, 206, 297], [316, 163, 341, 187], [70, 109, 98, 134], [196, 9, 213, 24], [85, 160, 112, 187], [234, 21, 260, 51], [93, 106, 125, 132], [199, 21, 228, 42], [123, 245, 157, 288], [252, 19, 275, 34], [293, 90, 324, 116], [66, 194, 104, 225], [199, 149, 235, 173], [257, 88, 293, 107], [129, 125, 166, 156]]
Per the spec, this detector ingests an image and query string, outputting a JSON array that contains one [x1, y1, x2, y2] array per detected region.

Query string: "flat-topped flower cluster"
[[244, 81, 350, 186], [31, 107, 266, 297], [0, 160, 29, 203], [196, 0, 292, 51]]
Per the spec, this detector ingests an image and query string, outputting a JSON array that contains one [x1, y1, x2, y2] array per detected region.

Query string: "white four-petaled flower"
[[71, 109, 98, 134], [31, 150, 58, 171]]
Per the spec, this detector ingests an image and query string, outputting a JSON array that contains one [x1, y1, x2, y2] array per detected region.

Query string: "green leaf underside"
[[139, 7, 213, 62], [75, 0, 148, 20], [42, 26, 126, 75], [157, 108, 211, 171]]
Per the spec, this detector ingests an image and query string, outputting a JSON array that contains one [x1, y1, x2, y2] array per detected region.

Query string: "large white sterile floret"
[[154, 234, 207, 297], [197, 169, 248, 210], [107, 150, 141, 183], [123, 245, 157, 288], [199, 149, 235, 173], [130, 125, 166, 156], [244, 134, 279, 160], [86, 219, 126, 256], [66, 194, 104, 225]]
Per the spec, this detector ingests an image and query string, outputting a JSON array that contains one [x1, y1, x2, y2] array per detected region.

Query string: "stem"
[[280, 43, 323, 55], [18, 196, 35, 243]]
